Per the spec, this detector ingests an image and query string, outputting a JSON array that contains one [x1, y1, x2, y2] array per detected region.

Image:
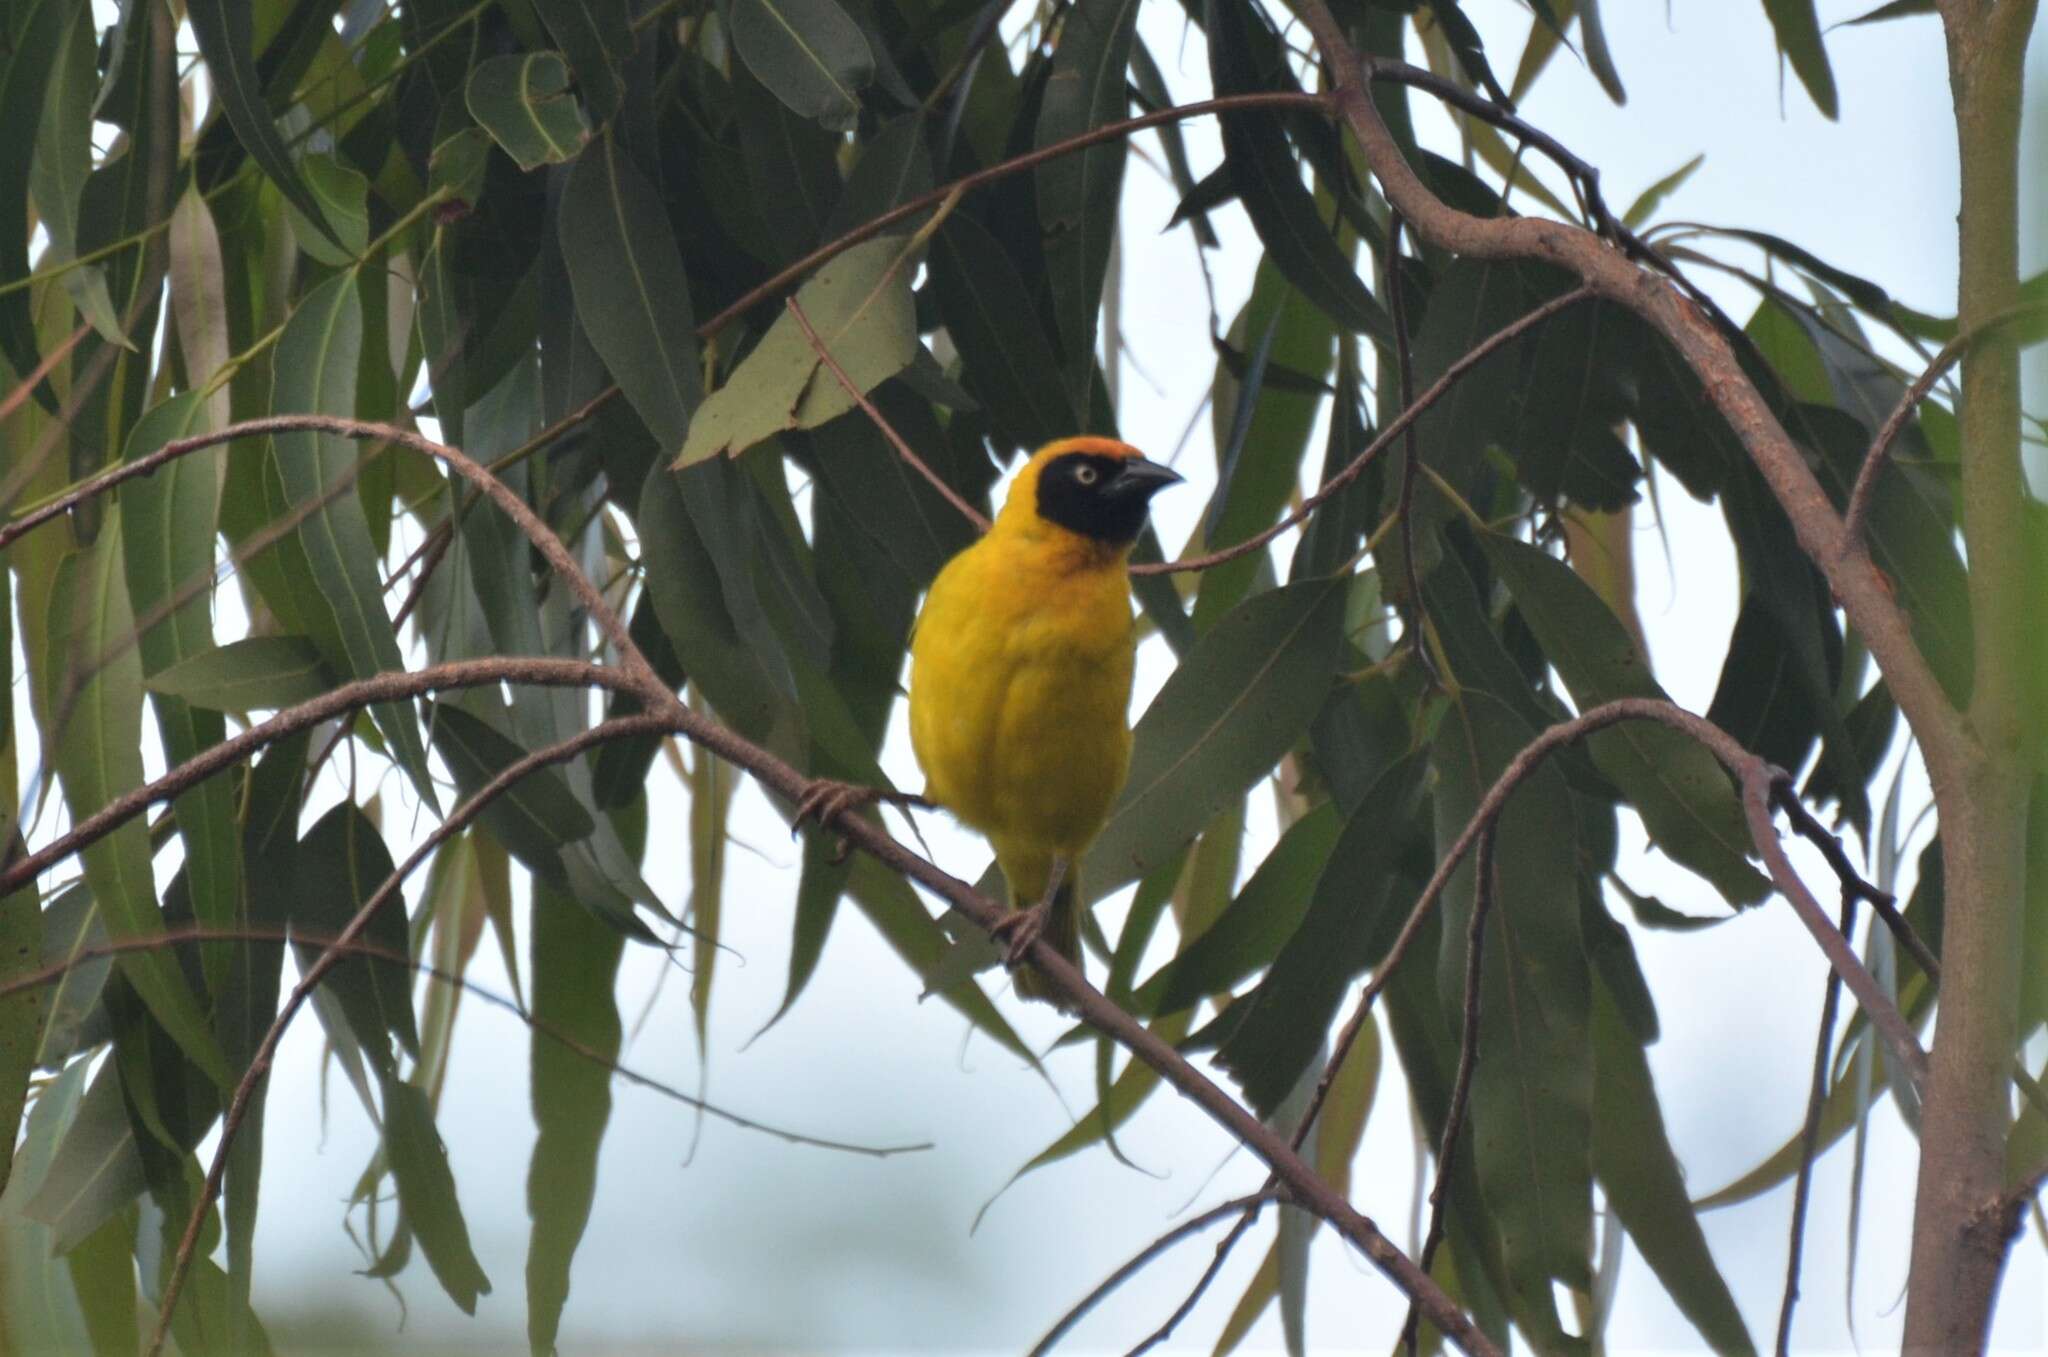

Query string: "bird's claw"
[[790, 780, 932, 862], [990, 903, 1049, 967]]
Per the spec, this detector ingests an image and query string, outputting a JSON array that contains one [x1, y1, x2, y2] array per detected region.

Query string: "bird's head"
[[1000, 436, 1183, 549]]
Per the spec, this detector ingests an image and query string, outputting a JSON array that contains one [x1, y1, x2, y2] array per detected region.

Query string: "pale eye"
[[1074, 464, 1100, 486]]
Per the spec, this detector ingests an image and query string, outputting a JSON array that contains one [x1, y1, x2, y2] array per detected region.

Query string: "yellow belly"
[[908, 534, 1136, 897]]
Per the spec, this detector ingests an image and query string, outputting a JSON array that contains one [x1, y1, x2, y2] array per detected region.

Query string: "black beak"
[[1111, 457, 1184, 499]]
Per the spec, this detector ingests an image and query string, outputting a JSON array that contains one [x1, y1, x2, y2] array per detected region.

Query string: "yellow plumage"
[[908, 437, 1180, 1000]]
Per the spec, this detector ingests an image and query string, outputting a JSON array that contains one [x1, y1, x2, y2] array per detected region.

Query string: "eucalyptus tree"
[[0, 0, 2039, 1353]]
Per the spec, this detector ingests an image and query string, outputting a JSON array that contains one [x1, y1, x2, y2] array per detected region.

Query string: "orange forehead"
[[1032, 436, 1145, 463]]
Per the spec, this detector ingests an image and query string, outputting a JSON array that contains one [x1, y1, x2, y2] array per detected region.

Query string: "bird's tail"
[[1013, 872, 1080, 1005]]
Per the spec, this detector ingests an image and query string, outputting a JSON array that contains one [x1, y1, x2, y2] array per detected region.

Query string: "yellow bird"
[[907, 436, 1181, 1001]]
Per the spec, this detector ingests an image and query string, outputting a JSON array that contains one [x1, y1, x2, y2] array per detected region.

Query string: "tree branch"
[[1289, 2, 1969, 791]]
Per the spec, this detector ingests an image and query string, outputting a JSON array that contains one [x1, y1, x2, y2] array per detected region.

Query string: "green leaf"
[[1433, 691, 1593, 1316], [22, 1060, 147, 1253], [267, 273, 436, 808], [380, 1070, 492, 1313], [559, 133, 702, 450], [1196, 261, 1337, 627], [145, 636, 333, 711], [528, 0, 631, 120], [43, 525, 229, 1086], [292, 802, 419, 1070], [637, 467, 805, 757], [732, 60, 844, 266], [526, 877, 624, 1355], [1591, 981, 1756, 1355], [120, 394, 240, 988], [1214, 754, 1426, 1116], [677, 234, 919, 465], [1480, 533, 1768, 905], [1034, 0, 1139, 403], [1207, 0, 1389, 340], [428, 705, 598, 865], [0, 0, 78, 393], [65, 1205, 138, 1357], [0, 848, 42, 1200], [1761, 0, 1838, 118], [187, 0, 347, 250], [993, 1010, 1193, 1195], [842, 856, 1038, 1067], [29, 2, 127, 347], [1082, 578, 1347, 901], [928, 213, 1080, 450], [1576, 0, 1627, 104], [1621, 153, 1703, 230], [727, 0, 876, 131], [468, 52, 592, 172], [1837, 0, 1934, 24], [1132, 802, 1343, 1017], [283, 153, 369, 269]]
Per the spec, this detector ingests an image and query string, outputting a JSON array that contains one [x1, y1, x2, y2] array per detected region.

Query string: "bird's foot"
[[990, 902, 1051, 967], [789, 780, 932, 860]]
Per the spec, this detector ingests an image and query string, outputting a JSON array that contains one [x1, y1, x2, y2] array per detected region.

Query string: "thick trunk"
[[1902, 4, 2038, 1350]]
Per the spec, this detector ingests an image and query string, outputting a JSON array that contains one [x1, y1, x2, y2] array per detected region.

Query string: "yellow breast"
[[908, 526, 1136, 871]]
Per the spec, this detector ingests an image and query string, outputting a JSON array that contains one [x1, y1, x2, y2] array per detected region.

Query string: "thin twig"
[[1402, 824, 1496, 1356], [1840, 301, 2044, 549], [0, 926, 930, 1158], [1028, 1190, 1285, 1356], [1771, 780, 1942, 981], [695, 92, 1334, 341], [1124, 1203, 1269, 1357], [784, 295, 991, 532], [1778, 893, 1857, 1357], [1134, 290, 1594, 577]]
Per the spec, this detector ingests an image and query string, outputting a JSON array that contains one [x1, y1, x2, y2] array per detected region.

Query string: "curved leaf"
[[467, 52, 592, 172]]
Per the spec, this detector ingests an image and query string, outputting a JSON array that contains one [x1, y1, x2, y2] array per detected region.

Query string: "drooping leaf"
[[467, 53, 593, 171], [1576, 0, 1627, 104], [677, 234, 919, 464], [0, 0, 79, 392], [1760, 0, 1838, 118], [23, 1060, 147, 1253], [1083, 578, 1347, 900], [1133, 802, 1343, 1017], [526, 876, 624, 1355], [1034, 0, 1139, 403], [1207, 0, 1389, 340], [29, 2, 127, 347], [1214, 754, 1427, 1117], [187, 0, 347, 250], [1433, 690, 1594, 1321], [43, 525, 228, 1086], [380, 1070, 493, 1313], [727, 0, 876, 131], [1591, 982, 1756, 1354], [1838, 0, 1934, 23], [928, 213, 1080, 450], [266, 273, 437, 807], [1481, 533, 1768, 905], [291, 802, 419, 1070], [558, 133, 702, 450]]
